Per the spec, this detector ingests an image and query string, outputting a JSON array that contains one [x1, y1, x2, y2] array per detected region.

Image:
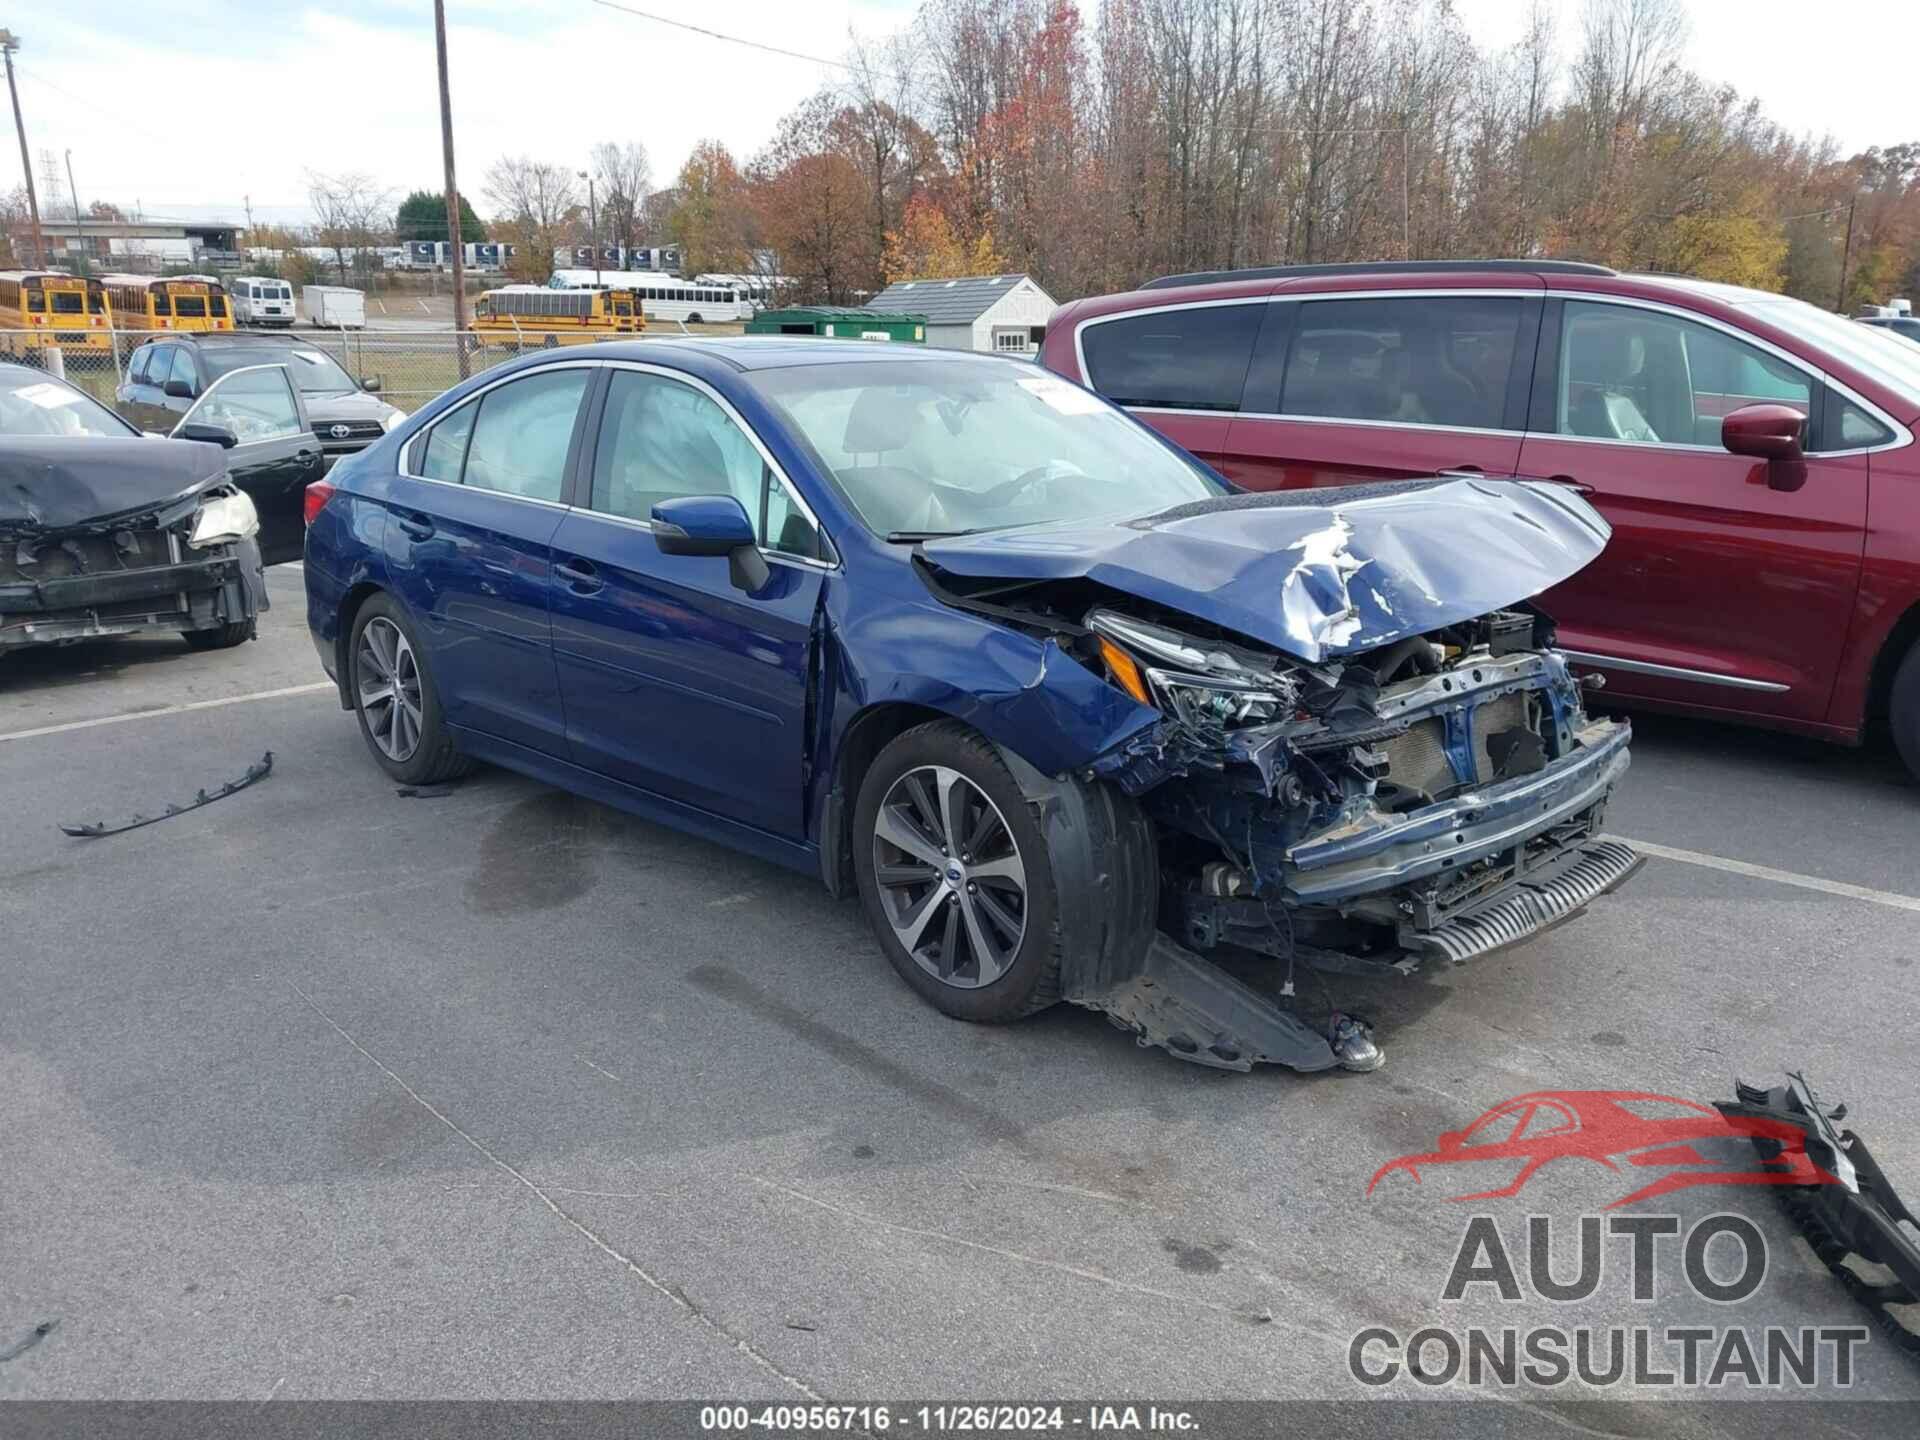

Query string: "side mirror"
[[176, 421, 239, 449], [1722, 403, 1808, 491], [163, 378, 195, 400], [651, 494, 769, 592], [362, 376, 383, 393]]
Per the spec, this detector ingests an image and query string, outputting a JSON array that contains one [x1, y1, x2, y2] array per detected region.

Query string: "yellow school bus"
[[472, 284, 645, 346], [0, 271, 114, 358], [99, 273, 236, 341]]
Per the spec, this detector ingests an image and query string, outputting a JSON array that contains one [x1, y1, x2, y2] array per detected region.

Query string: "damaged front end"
[[918, 477, 1640, 1074], [1, 439, 267, 652]]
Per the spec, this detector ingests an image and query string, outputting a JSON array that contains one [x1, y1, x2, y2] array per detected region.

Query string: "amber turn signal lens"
[[1098, 637, 1151, 705]]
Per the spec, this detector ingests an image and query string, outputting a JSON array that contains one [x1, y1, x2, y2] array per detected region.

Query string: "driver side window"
[[185, 366, 302, 443], [590, 370, 821, 560], [1555, 301, 1810, 448]]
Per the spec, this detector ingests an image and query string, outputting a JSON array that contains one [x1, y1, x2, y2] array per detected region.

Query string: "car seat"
[[1567, 325, 1660, 443]]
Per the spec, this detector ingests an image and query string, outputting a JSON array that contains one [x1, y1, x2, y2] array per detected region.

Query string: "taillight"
[[303, 479, 337, 527]]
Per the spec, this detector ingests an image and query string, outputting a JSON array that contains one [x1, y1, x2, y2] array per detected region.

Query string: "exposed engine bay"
[[911, 478, 1641, 1073], [1, 437, 267, 652]]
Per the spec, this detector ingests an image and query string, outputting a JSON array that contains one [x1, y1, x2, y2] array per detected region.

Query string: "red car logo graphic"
[[1367, 1090, 1839, 1209]]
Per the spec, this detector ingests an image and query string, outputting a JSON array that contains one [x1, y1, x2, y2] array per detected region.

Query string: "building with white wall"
[[869, 274, 1057, 353]]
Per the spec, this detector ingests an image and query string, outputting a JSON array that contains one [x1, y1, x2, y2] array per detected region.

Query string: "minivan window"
[[1280, 295, 1523, 430], [461, 369, 588, 502], [1080, 303, 1262, 412], [1555, 301, 1809, 447]]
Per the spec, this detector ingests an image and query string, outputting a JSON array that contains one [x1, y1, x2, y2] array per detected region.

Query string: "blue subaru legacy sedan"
[[304, 339, 1638, 1074]]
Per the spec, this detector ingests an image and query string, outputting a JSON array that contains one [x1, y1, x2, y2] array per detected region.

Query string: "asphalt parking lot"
[[3, 562, 1917, 1423]]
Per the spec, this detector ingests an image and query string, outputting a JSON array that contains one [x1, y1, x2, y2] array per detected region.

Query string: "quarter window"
[[1554, 301, 1811, 447], [128, 346, 155, 385], [1080, 303, 1262, 412], [1281, 296, 1523, 429], [590, 370, 821, 559], [419, 399, 477, 482], [461, 369, 588, 502]]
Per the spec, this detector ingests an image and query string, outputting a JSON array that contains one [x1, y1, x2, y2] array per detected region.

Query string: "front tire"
[[347, 593, 471, 784], [1891, 640, 1920, 782], [853, 721, 1063, 1023]]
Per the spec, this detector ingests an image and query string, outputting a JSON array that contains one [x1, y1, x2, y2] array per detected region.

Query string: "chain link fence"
[[0, 328, 692, 422]]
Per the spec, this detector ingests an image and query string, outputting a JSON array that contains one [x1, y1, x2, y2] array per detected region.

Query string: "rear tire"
[[1891, 641, 1920, 782], [347, 593, 472, 785], [853, 720, 1064, 1024], [183, 621, 253, 650]]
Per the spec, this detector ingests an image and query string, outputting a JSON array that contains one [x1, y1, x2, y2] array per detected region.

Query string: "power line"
[[589, 0, 854, 72], [13, 63, 146, 131]]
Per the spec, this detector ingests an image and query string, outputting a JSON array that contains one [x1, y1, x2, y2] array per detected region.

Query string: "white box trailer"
[[303, 285, 366, 330]]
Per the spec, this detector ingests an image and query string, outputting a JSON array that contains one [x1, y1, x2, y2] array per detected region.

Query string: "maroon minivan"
[[1040, 260, 1920, 780]]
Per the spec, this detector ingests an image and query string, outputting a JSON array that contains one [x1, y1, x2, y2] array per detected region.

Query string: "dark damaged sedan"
[[1, 366, 273, 654], [305, 340, 1639, 1072]]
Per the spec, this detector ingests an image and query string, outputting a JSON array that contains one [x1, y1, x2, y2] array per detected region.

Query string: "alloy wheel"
[[356, 616, 424, 763], [871, 765, 1028, 988]]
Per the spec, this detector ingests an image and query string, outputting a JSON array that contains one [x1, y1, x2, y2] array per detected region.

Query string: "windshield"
[[0, 370, 136, 438], [754, 358, 1225, 538], [205, 345, 357, 395], [1742, 298, 1920, 409]]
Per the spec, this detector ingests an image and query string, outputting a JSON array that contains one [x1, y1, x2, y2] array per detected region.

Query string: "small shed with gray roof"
[[868, 274, 1058, 354]]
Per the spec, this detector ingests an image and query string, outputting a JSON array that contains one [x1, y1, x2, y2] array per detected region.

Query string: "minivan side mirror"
[[651, 494, 769, 592], [1722, 403, 1808, 491], [163, 378, 195, 400]]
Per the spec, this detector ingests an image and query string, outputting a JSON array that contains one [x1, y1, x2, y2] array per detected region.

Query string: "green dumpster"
[[744, 306, 926, 343]]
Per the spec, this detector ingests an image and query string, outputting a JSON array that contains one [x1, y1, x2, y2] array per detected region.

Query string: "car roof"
[[565, 336, 1015, 373]]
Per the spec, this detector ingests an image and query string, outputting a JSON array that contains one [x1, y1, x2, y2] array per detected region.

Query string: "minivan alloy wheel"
[[356, 616, 424, 763], [871, 765, 1028, 988]]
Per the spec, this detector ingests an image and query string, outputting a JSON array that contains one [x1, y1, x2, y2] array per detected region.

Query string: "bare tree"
[[307, 170, 393, 285], [590, 141, 653, 257], [483, 156, 580, 275]]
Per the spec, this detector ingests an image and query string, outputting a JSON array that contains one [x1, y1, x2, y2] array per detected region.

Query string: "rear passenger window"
[[461, 369, 589, 502], [1080, 304, 1261, 412], [1282, 296, 1523, 429], [419, 400, 477, 482]]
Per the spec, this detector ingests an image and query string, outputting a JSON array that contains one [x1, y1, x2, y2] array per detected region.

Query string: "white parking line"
[[1615, 835, 1920, 914], [0, 682, 334, 744]]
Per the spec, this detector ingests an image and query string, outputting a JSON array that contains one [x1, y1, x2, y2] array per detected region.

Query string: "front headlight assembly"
[[381, 409, 407, 433], [1087, 609, 1298, 725], [187, 489, 261, 549]]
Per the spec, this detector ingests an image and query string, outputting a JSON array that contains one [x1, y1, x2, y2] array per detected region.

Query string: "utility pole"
[[433, 0, 470, 376], [1835, 195, 1859, 314], [64, 148, 82, 265], [0, 29, 42, 267], [579, 170, 599, 287]]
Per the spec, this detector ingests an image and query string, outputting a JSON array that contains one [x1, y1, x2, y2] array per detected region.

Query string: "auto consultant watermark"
[[1354, 1088, 1873, 1391]]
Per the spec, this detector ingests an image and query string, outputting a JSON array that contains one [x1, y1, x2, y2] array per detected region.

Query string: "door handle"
[[395, 512, 435, 541], [554, 557, 603, 594], [1547, 474, 1595, 496]]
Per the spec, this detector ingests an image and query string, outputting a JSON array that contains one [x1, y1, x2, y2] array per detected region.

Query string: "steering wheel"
[[979, 460, 1083, 508]]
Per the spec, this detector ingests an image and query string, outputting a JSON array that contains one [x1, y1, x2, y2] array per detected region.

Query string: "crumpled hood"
[[919, 477, 1611, 664], [0, 436, 228, 534]]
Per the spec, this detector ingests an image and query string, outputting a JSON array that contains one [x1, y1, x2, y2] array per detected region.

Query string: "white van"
[[230, 275, 296, 328]]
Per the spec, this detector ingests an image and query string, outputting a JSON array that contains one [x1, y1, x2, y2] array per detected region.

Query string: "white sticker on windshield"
[[14, 382, 85, 410], [1017, 374, 1104, 415]]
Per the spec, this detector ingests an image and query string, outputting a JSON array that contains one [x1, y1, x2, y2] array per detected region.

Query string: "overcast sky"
[[9, 0, 1917, 227]]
